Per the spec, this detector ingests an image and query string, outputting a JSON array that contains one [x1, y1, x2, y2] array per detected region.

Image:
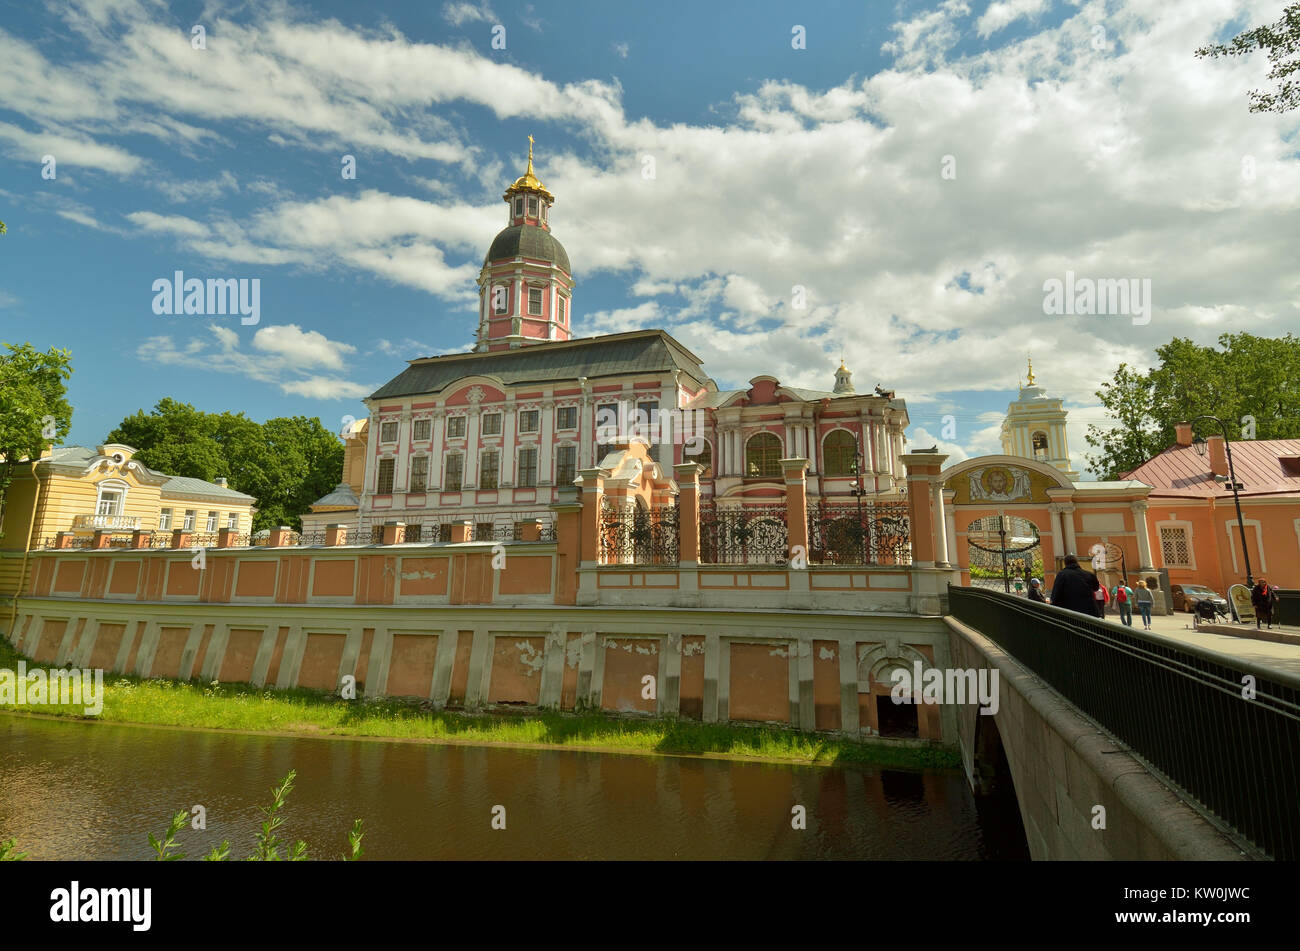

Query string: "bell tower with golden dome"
[[999, 356, 1079, 480], [476, 137, 575, 351]]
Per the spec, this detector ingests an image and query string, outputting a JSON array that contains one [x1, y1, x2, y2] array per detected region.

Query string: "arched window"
[[822, 430, 858, 476], [1032, 431, 1049, 461], [685, 438, 712, 479], [745, 432, 782, 478]]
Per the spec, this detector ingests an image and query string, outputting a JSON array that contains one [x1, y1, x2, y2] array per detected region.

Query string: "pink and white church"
[[305, 145, 912, 539]]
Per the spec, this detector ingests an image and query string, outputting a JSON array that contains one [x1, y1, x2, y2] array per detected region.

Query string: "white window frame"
[[205, 511, 219, 532], [556, 406, 577, 430], [95, 479, 128, 517], [447, 416, 467, 439], [183, 509, 196, 531], [519, 409, 540, 433], [158, 508, 173, 531], [1156, 520, 1196, 570], [481, 413, 503, 436], [527, 287, 544, 316], [412, 418, 432, 441], [380, 420, 399, 443], [226, 513, 238, 530], [1224, 518, 1268, 576], [409, 455, 428, 492]]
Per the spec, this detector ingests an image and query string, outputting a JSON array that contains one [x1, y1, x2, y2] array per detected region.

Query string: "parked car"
[[1171, 583, 1229, 615]]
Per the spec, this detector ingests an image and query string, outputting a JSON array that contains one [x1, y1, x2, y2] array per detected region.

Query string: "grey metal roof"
[[486, 224, 571, 274], [370, 330, 710, 401], [311, 483, 360, 508], [158, 474, 256, 501]]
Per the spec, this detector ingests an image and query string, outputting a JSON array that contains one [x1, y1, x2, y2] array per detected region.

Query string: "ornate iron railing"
[[699, 503, 788, 565], [599, 498, 679, 565], [807, 498, 911, 565]]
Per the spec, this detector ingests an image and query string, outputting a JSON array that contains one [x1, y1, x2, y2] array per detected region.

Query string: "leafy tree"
[[0, 343, 73, 542], [1085, 332, 1300, 478], [1197, 3, 1300, 114], [106, 400, 343, 531], [0, 221, 6, 234]]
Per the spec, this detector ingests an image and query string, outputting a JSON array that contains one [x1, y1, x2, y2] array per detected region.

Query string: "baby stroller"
[[1192, 598, 1228, 627]]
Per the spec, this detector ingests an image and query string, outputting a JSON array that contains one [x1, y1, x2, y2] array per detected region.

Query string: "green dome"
[[485, 224, 571, 275]]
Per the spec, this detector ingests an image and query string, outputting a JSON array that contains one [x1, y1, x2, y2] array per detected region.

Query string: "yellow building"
[[0, 443, 256, 596]]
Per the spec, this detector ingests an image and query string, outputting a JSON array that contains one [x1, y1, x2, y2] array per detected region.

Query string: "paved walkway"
[[1098, 608, 1300, 679]]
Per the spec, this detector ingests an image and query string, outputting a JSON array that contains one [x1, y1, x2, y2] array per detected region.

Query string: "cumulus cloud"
[[141, 324, 371, 400], [976, 0, 1050, 38]]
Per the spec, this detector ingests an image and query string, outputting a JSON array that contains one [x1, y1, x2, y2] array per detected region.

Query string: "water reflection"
[[0, 716, 1026, 860]]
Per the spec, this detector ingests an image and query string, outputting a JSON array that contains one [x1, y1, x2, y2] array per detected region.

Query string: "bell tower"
[[476, 137, 574, 351], [1000, 356, 1079, 480]]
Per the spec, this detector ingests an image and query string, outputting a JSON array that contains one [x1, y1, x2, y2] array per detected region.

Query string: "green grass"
[[0, 638, 960, 770]]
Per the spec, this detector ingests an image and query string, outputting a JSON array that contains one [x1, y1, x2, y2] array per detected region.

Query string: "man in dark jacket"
[[1050, 554, 1102, 616]]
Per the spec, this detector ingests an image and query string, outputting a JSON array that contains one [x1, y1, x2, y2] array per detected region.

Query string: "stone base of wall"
[[5, 599, 958, 738]]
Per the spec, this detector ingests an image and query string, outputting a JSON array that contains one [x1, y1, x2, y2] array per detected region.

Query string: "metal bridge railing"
[[948, 585, 1300, 860]]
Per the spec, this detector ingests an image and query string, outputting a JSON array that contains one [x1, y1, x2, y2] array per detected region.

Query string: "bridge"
[[946, 587, 1300, 861]]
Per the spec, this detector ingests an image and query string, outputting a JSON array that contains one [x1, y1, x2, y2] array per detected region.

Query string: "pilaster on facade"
[[539, 398, 555, 484]]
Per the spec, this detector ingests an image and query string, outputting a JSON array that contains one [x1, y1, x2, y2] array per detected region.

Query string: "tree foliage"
[[106, 398, 344, 531], [1085, 332, 1300, 478], [1197, 3, 1300, 114], [0, 343, 74, 541]]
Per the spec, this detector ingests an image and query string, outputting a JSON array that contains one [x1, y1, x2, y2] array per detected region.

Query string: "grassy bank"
[[0, 639, 960, 770]]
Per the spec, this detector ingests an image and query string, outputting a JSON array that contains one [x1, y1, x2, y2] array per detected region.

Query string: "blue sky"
[[1, 0, 1296, 476]]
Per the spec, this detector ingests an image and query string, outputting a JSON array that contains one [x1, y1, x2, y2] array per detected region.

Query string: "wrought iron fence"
[[599, 498, 679, 565], [151, 533, 175, 549], [699, 503, 788, 565], [948, 586, 1300, 860], [807, 498, 911, 565]]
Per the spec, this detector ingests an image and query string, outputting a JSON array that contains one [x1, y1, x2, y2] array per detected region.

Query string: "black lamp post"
[[849, 451, 868, 561], [1191, 415, 1253, 587]]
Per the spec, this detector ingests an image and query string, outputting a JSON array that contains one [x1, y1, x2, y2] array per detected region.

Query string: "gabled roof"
[[1122, 439, 1300, 498], [369, 329, 710, 401], [311, 483, 360, 509]]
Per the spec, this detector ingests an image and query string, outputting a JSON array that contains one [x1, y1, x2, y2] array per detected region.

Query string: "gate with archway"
[[965, 515, 1043, 593]]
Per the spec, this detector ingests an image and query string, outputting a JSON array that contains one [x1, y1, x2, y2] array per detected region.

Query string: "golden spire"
[[1026, 354, 1036, 386], [504, 134, 554, 203]]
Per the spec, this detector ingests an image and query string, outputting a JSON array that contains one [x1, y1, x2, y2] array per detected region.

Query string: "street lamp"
[[849, 451, 868, 561], [1191, 415, 1253, 587]]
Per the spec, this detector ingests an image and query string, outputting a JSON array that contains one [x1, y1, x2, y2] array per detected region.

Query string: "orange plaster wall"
[[192, 623, 214, 677], [52, 560, 85, 594], [812, 639, 841, 731], [235, 561, 277, 599], [296, 632, 346, 690], [108, 560, 141, 596], [386, 634, 439, 698], [34, 619, 66, 662], [88, 622, 126, 670], [600, 638, 658, 714], [311, 559, 356, 598], [219, 628, 264, 683], [165, 561, 200, 597], [487, 635, 545, 704], [560, 632, 581, 710], [497, 556, 552, 595], [729, 643, 790, 723], [151, 626, 191, 678], [122, 621, 145, 672], [398, 557, 448, 597], [680, 635, 706, 720]]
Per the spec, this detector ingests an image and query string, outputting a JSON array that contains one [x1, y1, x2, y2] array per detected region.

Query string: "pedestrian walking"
[[1093, 581, 1109, 618], [1134, 579, 1154, 630], [1111, 581, 1134, 627], [1252, 578, 1275, 630], [1050, 554, 1102, 617]]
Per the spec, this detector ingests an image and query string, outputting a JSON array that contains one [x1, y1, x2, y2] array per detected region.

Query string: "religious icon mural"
[[967, 465, 1032, 502]]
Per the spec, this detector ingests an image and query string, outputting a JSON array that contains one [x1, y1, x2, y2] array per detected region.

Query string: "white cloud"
[[613, 42, 629, 59], [127, 211, 210, 238], [977, 0, 1050, 38], [140, 324, 371, 400], [443, 1, 496, 26]]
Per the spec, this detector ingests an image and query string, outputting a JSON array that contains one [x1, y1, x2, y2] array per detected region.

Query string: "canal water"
[[0, 715, 1028, 860]]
